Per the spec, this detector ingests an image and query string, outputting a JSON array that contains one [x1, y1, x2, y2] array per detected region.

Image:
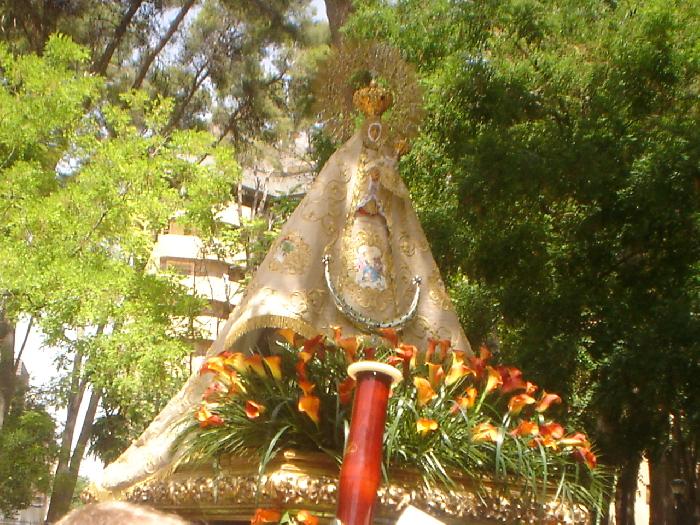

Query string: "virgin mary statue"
[[97, 79, 470, 495]]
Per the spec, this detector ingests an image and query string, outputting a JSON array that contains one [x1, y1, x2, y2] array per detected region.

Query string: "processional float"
[[87, 42, 602, 525]]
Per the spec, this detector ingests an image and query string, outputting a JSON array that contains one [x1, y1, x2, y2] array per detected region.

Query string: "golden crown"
[[353, 81, 393, 117]]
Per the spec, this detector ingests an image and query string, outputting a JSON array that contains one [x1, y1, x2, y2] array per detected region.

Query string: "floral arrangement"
[[174, 328, 608, 520]]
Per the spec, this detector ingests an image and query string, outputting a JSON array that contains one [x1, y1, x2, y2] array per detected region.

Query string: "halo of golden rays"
[[313, 40, 424, 144]]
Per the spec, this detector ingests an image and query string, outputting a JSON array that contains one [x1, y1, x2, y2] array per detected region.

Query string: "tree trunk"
[[0, 310, 16, 430], [324, 0, 354, 45], [649, 452, 672, 525], [132, 0, 195, 89], [615, 456, 641, 525], [46, 349, 86, 522], [164, 62, 210, 132], [46, 388, 101, 521], [92, 0, 145, 76]]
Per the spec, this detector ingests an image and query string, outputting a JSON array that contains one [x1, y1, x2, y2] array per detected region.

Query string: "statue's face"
[[368, 122, 382, 143]]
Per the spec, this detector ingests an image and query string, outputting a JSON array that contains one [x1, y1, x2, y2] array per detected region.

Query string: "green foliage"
[[0, 400, 56, 516], [345, 0, 700, 469], [0, 34, 242, 464]]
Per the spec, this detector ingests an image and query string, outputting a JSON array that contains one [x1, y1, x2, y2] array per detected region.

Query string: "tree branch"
[[92, 0, 145, 76], [132, 0, 196, 89]]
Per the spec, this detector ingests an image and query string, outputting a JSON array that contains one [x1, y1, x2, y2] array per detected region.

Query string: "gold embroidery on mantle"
[[428, 269, 452, 311], [268, 233, 311, 275]]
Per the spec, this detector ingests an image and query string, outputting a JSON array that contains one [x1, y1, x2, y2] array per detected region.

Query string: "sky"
[[16, 0, 331, 486]]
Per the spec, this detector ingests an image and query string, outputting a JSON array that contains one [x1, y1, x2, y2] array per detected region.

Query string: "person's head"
[[55, 502, 190, 525]]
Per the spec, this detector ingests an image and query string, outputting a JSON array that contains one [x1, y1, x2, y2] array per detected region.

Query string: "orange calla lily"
[[298, 395, 320, 424], [299, 379, 316, 396], [416, 418, 439, 435], [277, 328, 297, 346], [425, 338, 437, 363], [445, 351, 475, 386], [525, 381, 538, 395], [338, 377, 355, 405], [468, 344, 491, 378], [574, 446, 597, 469], [498, 366, 526, 393], [510, 419, 539, 437], [224, 352, 247, 374], [472, 422, 499, 443], [451, 387, 477, 414], [195, 403, 224, 428], [263, 356, 282, 380], [484, 366, 503, 394], [535, 390, 562, 413], [427, 362, 445, 389], [507, 393, 536, 415], [245, 400, 266, 419], [251, 508, 282, 525], [200, 356, 228, 376], [413, 377, 438, 406], [436, 338, 451, 361], [245, 355, 267, 377], [378, 327, 399, 348], [338, 337, 358, 362], [540, 421, 565, 440], [559, 432, 589, 447], [302, 334, 324, 355], [296, 510, 319, 525]]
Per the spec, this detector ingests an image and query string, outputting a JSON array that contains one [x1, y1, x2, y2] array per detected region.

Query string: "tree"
[[0, 388, 56, 517], [345, 0, 700, 522], [0, 34, 242, 520]]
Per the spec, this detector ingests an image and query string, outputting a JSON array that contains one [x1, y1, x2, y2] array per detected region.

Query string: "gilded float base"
[[84, 450, 589, 524]]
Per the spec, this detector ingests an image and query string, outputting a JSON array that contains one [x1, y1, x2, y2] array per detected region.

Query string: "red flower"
[[510, 420, 539, 437], [195, 403, 224, 428], [245, 400, 266, 419], [251, 508, 281, 525], [574, 446, 597, 469], [378, 327, 399, 348], [332, 327, 359, 362], [535, 390, 562, 413], [498, 366, 526, 393], [302, 334, 324, 355], [540, 421, 565, 440], [468, 345, 492, 378], [338, 377, 355, 405], [436, 338, 451, 361]]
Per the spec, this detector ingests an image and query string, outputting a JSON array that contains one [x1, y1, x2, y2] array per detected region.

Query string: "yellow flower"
[[416, 418, 439, 435], [413, 377, 438, 407], [445, 351, 475, 386], [472, 422, 499, 443], [298, 395, 320, 424], [263, 355, 282, 380], [507, 393, 536, 415], [484, 366, 503, 394]]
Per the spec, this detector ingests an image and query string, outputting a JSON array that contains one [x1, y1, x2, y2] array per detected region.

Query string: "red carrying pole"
[[336, 362, 402, 525]]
